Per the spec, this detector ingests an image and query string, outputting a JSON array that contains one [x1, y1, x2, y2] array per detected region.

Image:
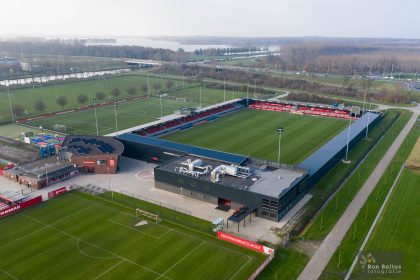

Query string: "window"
[[262, 211, 268, 216], [270, 213, 277, 218], [96, 159, 107, 166]]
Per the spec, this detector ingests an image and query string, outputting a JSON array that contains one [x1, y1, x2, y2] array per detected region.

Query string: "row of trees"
[[260, 42, 420, 74], [164, 64, 411, 104]]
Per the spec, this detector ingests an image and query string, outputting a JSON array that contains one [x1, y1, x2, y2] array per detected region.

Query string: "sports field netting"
[[0, 192, 264, 280]]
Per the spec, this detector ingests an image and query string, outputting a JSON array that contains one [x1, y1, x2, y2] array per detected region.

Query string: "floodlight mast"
[[6, 80, 15, 123], [277, 128, 284, 163], [93, 99, 99, 136], [114, 102, 118, 136]]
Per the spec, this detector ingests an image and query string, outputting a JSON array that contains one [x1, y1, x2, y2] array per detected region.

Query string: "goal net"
[[136, 208, 161, 224], [53, 123, 67, 133], [175, 97, 187, 103]]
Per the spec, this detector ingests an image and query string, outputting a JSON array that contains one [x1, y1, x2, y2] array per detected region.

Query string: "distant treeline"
[[258, 41, 420, 74], [164, 64, 411, 104], [0, 40, 184, 61]]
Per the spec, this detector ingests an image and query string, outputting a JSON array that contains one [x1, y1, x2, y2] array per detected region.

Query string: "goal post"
[[136, 208, 161, 224], [175, 97, 187, 103]]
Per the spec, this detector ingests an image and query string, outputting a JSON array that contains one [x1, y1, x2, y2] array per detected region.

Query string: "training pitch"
[[163, 109, 348, 164], [0, 192, 264, 280]]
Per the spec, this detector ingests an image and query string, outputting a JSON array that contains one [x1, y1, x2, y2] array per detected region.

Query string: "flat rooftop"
[[157, 155, 307, 198], [61, 135, 124, 156], [7, 157, 75, 180]]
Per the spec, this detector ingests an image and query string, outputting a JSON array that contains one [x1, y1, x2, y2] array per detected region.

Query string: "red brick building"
[[60, 136, 124, 174]]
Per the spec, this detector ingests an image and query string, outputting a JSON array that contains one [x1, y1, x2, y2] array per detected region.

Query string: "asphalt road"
[[297, 110, 419, 280]]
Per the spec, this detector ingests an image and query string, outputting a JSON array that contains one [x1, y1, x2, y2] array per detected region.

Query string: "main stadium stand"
[[117, 133, 248, 165], [249, 100, 357, 120], [298, 111, 381, 186], [134, 103, 241, 137]]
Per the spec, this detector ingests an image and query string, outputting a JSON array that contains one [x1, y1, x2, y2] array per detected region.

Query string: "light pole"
[[247, 81, 249, 107], [93, 99, 99, 136], [6, 80, 15, 124], [159, 92, 163, 117], [180, 187, 183, 209], [113, 102, 118, 136], [199, 83, 202, 108], [223, 77, 226, 102], [108, 167, 113, 200], [365, 101, 372, 139], [44, 163, 48, 186], [345, 116, 352, 162], [147, 72, 150, 97], [277, 127, 284, 163]]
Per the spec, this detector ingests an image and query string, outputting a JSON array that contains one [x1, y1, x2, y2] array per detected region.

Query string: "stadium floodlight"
[[93, 99, 99, 136], [247, 81, 250, 107], [365, 101, 372, 139], [113, 102, 118, 136], [199, 83, 202, 108], [344, 117, 352, 162], [44, 163, 48, 186], [147, 72, 150, 97], [159, 92, 163, 117], [6, 80, 14, 124], [223, 77, 226, 102], [277, 127, 284, 163]]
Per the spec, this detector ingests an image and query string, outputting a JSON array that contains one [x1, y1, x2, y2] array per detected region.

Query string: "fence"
[[112, 190, 211, 233]]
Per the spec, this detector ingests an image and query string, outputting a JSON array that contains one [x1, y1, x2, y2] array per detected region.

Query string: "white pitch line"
[[155, 241, 205, 280], [92, 260, 124, 280], [8, 238, 72, 272], [0, 268, 18, 280], [107, 219, 161, 239], [228, 256, 252, 280], [20, 214, 172, 280]]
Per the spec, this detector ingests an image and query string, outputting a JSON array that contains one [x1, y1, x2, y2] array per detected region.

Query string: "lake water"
[[85, 36, 230, 52]]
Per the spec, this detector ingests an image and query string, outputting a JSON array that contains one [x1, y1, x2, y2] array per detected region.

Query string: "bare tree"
[[77, 93, 88, 105], [152, 82, 161, 91], [140, 84, 148, 94], [95, 91, 106, 100], [126, 86, 137, 96], [12, 104, 26, 116], [56, 96, 68, 108], [34, 100, 47, 112], [110, 88, 121, 98]]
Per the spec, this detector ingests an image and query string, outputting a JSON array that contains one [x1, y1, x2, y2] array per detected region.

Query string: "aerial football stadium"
[[116, 98, 381, 222]]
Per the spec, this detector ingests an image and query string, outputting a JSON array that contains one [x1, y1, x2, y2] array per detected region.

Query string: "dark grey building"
[[155, 155, 308, 221]]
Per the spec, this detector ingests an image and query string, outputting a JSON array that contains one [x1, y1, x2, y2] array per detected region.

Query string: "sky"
[[0, 0, 419, 39]]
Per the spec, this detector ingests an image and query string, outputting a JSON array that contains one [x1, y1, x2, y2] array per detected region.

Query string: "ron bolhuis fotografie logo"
[[359, 251, 403, 277]]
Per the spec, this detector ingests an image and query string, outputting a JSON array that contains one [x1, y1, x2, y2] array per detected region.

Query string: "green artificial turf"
[[0, 192, 265, 280], [162, 109, 348, 164]]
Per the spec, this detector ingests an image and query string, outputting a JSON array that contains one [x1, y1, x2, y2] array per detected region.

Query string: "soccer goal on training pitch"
[[175, 97, 187, 103], [52, 123, 67, 133], [136, 208, 161, 224]]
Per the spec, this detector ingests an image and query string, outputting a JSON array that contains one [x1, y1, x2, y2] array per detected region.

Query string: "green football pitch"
[[352, 169, 420, 279], [162, 109, 349, 164], [0, 192, 264, 280]]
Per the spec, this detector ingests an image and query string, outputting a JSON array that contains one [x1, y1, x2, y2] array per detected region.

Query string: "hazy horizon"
[[0, 0, 419, 39]]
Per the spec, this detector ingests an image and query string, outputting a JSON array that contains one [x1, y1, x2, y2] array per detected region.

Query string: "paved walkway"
[[298, 111, 419, 280]]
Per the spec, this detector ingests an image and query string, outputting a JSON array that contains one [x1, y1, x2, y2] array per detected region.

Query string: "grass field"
[[162, 109, 348, 164], [319, 115, 419, 279], [352, 169, 420, 279], [0, 192, 265, 280], [24, 97, 198, 135], [0, 72, 248, 125]]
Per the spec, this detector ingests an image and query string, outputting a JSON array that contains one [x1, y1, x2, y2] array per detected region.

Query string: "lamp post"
[[159, 91, 163, 117], [223, 77, 226, 102], [199, 83, 202, 108], [113, 102, 118, 136], [277, 127, 284, 163], [6, 80, 15, 124], [345, 116, 352, 162], [365, 101, 372, 139], [147, 72, 150, 97], [93, 99, 99, 136], [180, 187, 183, 209], [44, 163, 48, 186]]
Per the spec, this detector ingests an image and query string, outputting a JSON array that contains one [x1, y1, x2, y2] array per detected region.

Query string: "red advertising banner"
[[217, 231, 265, 253], [0, 196, 42, 218], [48, 187, 67, 199]]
